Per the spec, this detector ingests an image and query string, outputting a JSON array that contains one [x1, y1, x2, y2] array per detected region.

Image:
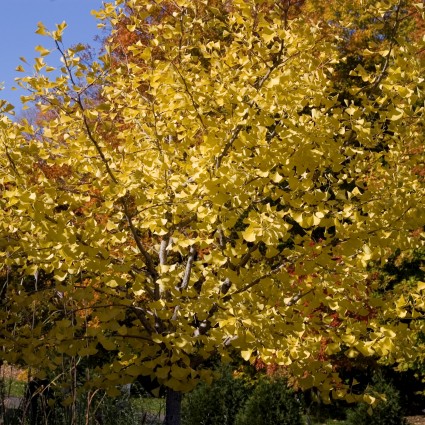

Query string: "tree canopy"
[[1, 0, 424, 418]]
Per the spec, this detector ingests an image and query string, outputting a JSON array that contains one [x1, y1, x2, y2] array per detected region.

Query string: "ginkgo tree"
[[1, 0, 425, 424]]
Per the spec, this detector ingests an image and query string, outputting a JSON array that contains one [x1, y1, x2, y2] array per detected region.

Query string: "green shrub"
[[182, 367, 252, 425], [346, 371, 408, 425], [234, 378, 303, 425], [182, 383, 228, 425]]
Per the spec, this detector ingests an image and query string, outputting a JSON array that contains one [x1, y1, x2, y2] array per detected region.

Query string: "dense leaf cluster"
[[0, 3, 424, 423]]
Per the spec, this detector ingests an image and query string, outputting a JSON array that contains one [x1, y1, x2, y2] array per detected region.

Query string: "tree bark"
[[165, 388, 182, 425]]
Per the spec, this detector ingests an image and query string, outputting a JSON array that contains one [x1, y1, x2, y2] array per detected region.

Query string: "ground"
[[407, 417, 425, 425]]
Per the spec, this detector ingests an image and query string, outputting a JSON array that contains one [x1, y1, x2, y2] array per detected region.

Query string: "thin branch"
[[215, 124, 244, 169], [55, 41, 118, 184], [238, 243, 259, 269], [122, 203, 159, 282], [172, 62, 207, 131], [224, 263, 285, 300], [128, 269, 155, 299], [358, 0, 404, 96], [171, 213, 197, 232], [4, 145, 21, 177], [223, 335, 238, 346], [220, 278, 231, 295], [217, 228, 226, 250], [131, 306, 155, 334], [215, 40, 299, 169], [193, 303, 219, 337], [58, 333, 153, 344], [285, 288, 314, 306], [180, 246, 197, 291], [171, 305, 180, 321], [55, 41, 159, 285], [254, 40, 286, 90]]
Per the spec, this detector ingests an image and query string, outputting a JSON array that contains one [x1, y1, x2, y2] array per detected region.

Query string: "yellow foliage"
[[0, 0, 424, 402]]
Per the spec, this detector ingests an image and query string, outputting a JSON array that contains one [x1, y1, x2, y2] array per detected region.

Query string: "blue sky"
[[0, 0, 104, 108]]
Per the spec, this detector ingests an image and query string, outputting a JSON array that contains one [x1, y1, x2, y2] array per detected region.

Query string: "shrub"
[[234, 378, 303, 425], [182, 367, 252, 425], [182, 383, 228, 425], [302, 389, 349, 424], [346, 371, 408, 425]]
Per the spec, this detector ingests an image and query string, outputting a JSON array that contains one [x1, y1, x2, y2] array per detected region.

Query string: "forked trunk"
[[165, 388, 182, 425]]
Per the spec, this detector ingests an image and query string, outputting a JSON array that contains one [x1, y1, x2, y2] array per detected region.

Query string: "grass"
[[1, 376, 165, 414], [132, 396, 165, 415], [0, 378, 26, 398]]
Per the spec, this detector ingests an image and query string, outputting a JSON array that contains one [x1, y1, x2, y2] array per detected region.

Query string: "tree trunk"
[[165, 388, 182, 425]]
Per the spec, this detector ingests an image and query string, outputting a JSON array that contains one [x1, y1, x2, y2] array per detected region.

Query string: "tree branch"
[[172, 62, 207, 131], [223, 263, 285, 301], [55, 41, 159, 286], [180, 246, 197, 291], [285, 288, 314, 306], [215, 40, 298, 169]]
